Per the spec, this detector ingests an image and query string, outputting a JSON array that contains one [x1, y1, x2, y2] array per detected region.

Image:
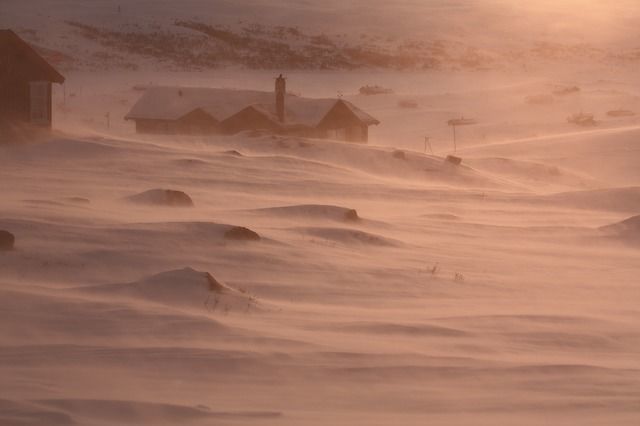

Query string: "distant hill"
[[2, 0, 639, 71]]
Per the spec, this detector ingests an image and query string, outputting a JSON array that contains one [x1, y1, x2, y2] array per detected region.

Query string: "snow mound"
[[34, 399, 281, 423], [112, 222, 264, 243], [467, 157, 593, 190], [544, 187, 640, 213], [335, 321, 468, 337], [0, 400, 74, 426], [254, 204, 360, 222], [231, 134, 513, 189], [299, 227, 397, 247], [461, 127, 640, 185], [422, 213, 460, 221], [126, 189, 194, 207], [600, 215, 640, 243], [80, 268, 259, 312], [1, 138, 118, 159], [64, 197, 91, 204]]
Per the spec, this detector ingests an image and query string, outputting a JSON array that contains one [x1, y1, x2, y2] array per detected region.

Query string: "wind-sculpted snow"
[[251, 204, 360, 222], [126, 189, 195, 207], [600, 215, 640, 245], [1, 60, 640, 426], [78, 268, 261, 313]]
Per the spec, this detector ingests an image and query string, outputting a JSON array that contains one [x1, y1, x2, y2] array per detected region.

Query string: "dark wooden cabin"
[[0, 29, 65, 138], [317, 100, 372, 142], [125, 78, 379, 143]]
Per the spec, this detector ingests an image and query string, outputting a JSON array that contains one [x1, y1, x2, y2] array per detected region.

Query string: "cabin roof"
[[124, 86, 379, 128], [0, 29, 65, 84]]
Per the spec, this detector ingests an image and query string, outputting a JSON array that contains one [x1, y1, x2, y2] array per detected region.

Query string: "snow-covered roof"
[[125, 86, 379, 128]]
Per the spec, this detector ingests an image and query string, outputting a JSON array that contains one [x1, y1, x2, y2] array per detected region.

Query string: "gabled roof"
[[0, 29, 65, 83], [125, 87, 274, 122], [236, 104, 283, 127], [335, 99, 380, 126], [125, 86, 379, 129]]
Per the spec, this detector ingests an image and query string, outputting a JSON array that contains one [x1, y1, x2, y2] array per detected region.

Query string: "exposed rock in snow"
[[0, 230, 15, 251], [126, 189, 194, 207], [224, 226, 261, 241]]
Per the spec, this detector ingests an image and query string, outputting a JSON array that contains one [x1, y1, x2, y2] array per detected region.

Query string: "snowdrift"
[[125, 189, 195, 207], [78, 268, 259, 312], [296, 227, 398, 247], [543, 187, 640, 213], [0, 138, 119, 160], [34, 399, 281, 423], [466, 157, 594, 190], [252, 204, 360, 222], [600, 215, 640, 244], [230, 134, 516, 189]]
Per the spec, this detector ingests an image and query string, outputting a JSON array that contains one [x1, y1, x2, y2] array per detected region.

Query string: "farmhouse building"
[[0, 30, 65, 137], [125, 77, 379, 143]]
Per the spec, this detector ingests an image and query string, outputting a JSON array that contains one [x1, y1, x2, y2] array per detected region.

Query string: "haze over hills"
[[3, 0, 640, 71]]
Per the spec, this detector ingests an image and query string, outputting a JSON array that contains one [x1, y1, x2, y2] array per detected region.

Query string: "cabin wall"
[[317, 102, 370, 143], [0, 79, 52, 132], [286, 127, 318, 139], [1, 42, 54, 129], [346, 125, 367, 143], [134, 116, 220, 135], [135, 119, 172, 134], [221, 108, 281, 134], [175, 109, 219, 134], [0, 76, 30, 123]]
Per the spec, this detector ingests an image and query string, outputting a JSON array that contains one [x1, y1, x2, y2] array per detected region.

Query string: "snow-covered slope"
[[2, 0, 640, 71], [1, 126, 639, 425]]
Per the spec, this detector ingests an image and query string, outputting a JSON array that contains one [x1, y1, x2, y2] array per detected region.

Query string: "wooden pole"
[[452, 125, 457, 152], [424, 136, 433, 154]]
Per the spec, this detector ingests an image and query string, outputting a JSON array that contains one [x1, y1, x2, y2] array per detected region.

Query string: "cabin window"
[[29, 81, 49, 125]]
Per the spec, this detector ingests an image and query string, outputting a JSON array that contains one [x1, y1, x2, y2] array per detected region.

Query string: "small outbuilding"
[[125, 77, 380, 143], [0, 30, 65, 137]]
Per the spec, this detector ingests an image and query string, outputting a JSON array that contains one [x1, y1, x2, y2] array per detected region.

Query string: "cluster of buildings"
[[1, 30, 379, 143]]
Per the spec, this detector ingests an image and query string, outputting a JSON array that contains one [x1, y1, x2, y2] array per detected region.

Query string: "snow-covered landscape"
[[1, 1, 640, 425]]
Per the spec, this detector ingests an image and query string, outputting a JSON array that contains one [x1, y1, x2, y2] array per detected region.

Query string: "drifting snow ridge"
[[126, 189, 194, 207], [80, 268, 259, 312], [600, 215, 640, 243], [254, 204, 359, 222]]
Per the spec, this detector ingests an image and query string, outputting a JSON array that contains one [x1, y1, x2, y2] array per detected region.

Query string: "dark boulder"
[[224, 226, 261, 241], [344, 209, 360, 222], [392, 150, 406, 160], [205, 272, 226, 292], [0, 230, 15, 251], [445, 155, 462, 166]]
